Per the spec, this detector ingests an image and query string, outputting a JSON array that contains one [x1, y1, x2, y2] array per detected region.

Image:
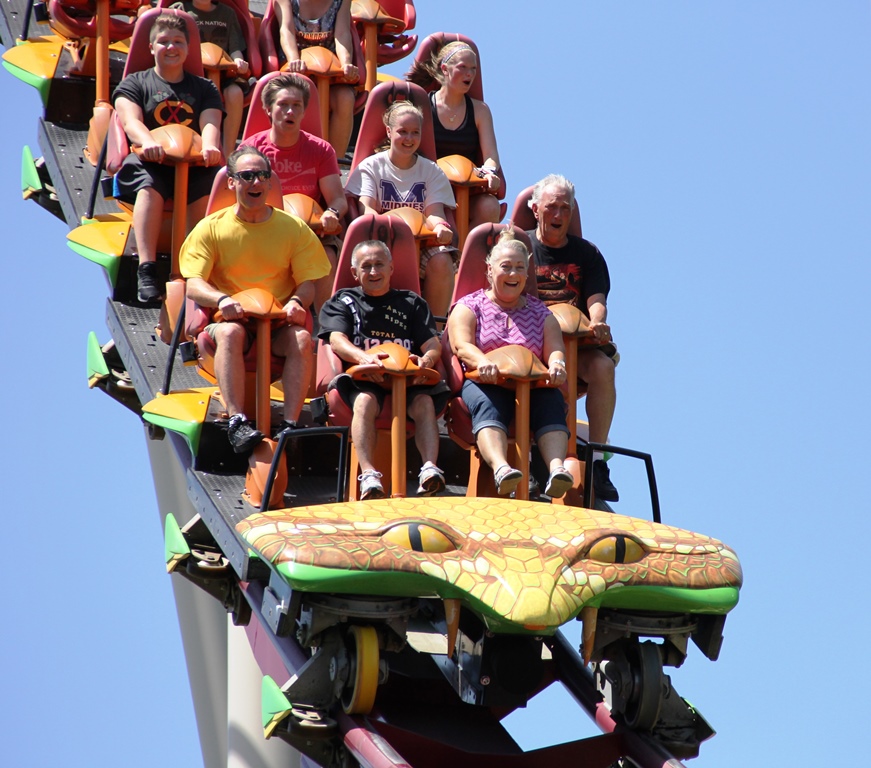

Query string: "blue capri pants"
[[461, 380, 570, 441]]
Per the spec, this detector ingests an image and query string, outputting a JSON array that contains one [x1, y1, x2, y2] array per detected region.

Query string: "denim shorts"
[[461, 380, 570, 441]]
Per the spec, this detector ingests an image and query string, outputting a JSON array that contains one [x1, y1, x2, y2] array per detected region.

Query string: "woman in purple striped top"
[[447, 229, 574, 499]]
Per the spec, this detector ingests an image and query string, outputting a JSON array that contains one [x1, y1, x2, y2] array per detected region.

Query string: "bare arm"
[[542, 314, 568, 386], [334, 0, 358, 79], [319, 173, 347, 233], [115, 96, 164, 161], [273, 0, 302, 67], [447, 304, 499, 383], [186, 276, 248, 321], [199, 107, 223, 165], [424, 202, 452, 245], [359, 195, 381, 216], [586, 292, 611, 342], [283, 279, 316, 325], [472, 98, 501, 193]]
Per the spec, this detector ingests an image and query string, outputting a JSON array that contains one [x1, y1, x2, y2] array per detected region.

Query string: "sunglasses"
[[231, 169, 271, 183]]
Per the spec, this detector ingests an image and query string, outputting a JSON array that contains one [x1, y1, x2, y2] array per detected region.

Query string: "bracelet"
[[289, 296, 304, 307], [217, 294, 231, 306], [325, 207, 340, 216], [478, 166, 497, 176]]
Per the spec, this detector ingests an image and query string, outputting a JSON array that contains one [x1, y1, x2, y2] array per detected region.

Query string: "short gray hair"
[[351, 240, 392, 268], [529, 174, 575, 208]]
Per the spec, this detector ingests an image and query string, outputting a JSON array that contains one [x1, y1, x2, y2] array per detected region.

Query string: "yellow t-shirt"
[[179, 207, 330, 303]]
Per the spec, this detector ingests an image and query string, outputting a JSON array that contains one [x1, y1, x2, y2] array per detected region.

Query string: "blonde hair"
[[487, 226, 529, 267], [382, 99, 424, 129], [406, 41, 477, 90]]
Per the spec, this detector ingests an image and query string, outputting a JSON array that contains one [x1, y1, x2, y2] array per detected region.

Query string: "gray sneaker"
[[358, 470, 385, 500], [417, 464, 445, 496]]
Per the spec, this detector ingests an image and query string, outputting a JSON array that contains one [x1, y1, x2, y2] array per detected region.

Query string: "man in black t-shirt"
[[113, 13, 223, 304], [527, 174, 619, 502], [319, 241, 447, 500]]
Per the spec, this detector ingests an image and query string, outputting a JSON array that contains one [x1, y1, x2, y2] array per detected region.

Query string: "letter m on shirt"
[[379, 181, 426, 212]]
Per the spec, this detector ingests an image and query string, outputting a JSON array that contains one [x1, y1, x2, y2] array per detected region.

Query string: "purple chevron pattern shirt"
[[457, 289, 550, 360]]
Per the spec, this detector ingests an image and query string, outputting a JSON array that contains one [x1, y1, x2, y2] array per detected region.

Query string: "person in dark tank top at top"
[[407, 40, 502, 231]]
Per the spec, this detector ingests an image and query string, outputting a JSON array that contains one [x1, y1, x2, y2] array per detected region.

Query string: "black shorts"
[[113, 153, 219, 204], [330, 374, 451, 418]]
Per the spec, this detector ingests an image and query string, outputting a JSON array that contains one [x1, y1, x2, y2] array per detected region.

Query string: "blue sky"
[[2, 2, 870, 765]]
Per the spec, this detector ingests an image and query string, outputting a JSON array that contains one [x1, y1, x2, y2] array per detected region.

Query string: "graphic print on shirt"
[[152, 95, 195, 127], [535, 263, 581, 306], [379, 181, 426, 212], [341, 294, 415, 350]]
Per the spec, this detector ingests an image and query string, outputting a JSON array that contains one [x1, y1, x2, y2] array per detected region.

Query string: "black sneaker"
[[273, 420, 299, 439], [137, 262, 163, 303], [228, 416, 265, 454], [592, 459, 619, 502]]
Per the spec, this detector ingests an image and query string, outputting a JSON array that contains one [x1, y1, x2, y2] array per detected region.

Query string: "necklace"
[[438, 94, 463, 123]]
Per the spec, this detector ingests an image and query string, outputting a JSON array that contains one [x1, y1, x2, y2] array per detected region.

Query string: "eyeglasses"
[[230, 169, 271, 183]]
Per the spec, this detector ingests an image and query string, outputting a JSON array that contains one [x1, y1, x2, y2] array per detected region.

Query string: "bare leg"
[[329, 85, 355, 159], [314, 243, 338, 312], [274, 325, 313, 421], [475, 426, 510, 471], [221, 83, 244, 159], [351, 391, 380, 473], [213, 322, 248, 416], [469, 192, 501, 230], [133, 186, 165, 264], [422, 251, 455, 319], [537, 429, 569, 473], [577, 349, 616, 444], [408, 395, 439, 466]]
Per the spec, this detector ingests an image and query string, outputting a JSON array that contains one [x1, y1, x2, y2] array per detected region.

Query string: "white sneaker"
[[358, 470, 385, 500]]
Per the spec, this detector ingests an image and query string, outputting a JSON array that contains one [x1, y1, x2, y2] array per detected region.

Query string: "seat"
[[242, 71, 324, 143], [442, 222, 546, 499], [316, 213, 444, 499], [351, 0, 418, 91]]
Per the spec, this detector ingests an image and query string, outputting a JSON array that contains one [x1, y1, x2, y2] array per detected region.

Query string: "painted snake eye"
[[381, 523, 457, 553], [587, 535, 646, 564]]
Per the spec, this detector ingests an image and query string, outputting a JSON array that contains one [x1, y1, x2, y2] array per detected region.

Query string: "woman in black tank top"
[[407, 40, 502, 230]]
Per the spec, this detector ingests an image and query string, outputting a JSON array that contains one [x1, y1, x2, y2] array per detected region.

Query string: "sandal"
[[494, 464, 523, 496], [545, 466, 574, 499]]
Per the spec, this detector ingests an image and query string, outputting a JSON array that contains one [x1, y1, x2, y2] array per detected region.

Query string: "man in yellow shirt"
[[180, 145, 330, 452]]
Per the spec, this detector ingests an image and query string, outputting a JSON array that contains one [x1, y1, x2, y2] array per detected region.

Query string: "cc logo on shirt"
[[153, 99, 195, 127]]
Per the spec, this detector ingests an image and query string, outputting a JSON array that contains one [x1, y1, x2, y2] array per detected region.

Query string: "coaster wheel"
[[341, 625, 379, 715], [624, 641, 664, 730]]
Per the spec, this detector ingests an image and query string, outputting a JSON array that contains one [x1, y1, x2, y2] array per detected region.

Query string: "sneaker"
[[545, 467, 574, 499], [227, 415, 265, 454], [593, 459, 619, 502], [137, 261, 163, 303], [273, 420, 299, 439], [358, 469, 385, 500], [494, 464, 523, 496], [417, 464, 445, 496]]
